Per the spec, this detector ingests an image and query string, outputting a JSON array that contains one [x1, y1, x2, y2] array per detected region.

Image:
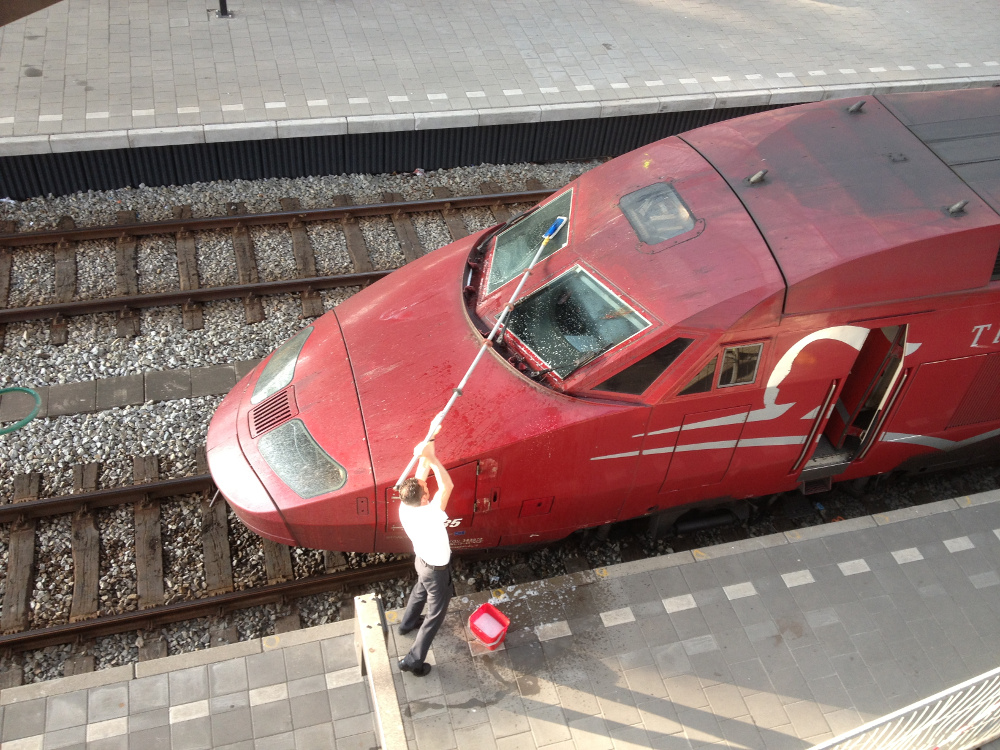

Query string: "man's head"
[[399, 477, 429, 507]]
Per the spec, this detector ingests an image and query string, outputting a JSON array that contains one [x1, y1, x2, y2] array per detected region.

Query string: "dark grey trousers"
[[399, 557, 451, 668]]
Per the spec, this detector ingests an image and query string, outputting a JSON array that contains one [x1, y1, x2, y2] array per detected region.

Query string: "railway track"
[[0, 183, 553, 346], [0, 455, 422, 684]]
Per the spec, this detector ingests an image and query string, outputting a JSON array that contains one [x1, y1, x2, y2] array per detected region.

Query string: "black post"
[[216, 0, 233, 18]]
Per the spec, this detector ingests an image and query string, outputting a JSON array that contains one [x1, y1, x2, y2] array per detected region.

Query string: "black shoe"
[[398, 616, 425, 636], [398, 660, 432, 677]]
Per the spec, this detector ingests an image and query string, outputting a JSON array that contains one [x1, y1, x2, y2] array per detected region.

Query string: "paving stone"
[[452, 721, 498, 750], [96, 374, 144, 410], [234, 360, 261, 380], [45, 691, 87, 732], [190, 365, 237, 398], [47, 380, 96, 416], [293, 723, 336, 750], [144, 368, 191, 402], [281, 641, 324, 682], [170, 715, 212, 750], [211, 706, 253, 746], [320, 635, 356, 672], [328, 682, 370, 720], [0, 385, 48, 423], [87, 683, 128, 722], [168, 666, 209, 704], [1, 697, 46, 741], [245, 649, 286, 690], [208, 659, 248, 697], [129, 674, 169, 713]]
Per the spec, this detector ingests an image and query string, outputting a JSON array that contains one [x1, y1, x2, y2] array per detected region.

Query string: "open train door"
[[795, 325, 908, 489], [824, 325, 907, 451]]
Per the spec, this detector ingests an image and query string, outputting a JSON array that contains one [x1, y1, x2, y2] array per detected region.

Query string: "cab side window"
[[678, 342, 764, 396], [594, 338, 693, 395], [678, 357, 717, 395], [717, 344, 763, 387]]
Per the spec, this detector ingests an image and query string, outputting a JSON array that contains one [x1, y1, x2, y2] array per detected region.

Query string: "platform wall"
[[0, 106, 776, 200]]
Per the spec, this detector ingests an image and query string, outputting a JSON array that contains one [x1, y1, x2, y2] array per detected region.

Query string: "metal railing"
[[810, 664, 1000, 750]]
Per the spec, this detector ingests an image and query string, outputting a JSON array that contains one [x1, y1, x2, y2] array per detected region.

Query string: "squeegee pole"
[[395, 216, 567, 488]]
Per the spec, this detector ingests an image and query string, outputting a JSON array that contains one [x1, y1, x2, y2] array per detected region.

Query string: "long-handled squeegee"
[[394, 215, 568, 488]]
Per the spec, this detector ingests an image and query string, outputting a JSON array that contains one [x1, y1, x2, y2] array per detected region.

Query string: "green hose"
[[0, 387, 41, 435]]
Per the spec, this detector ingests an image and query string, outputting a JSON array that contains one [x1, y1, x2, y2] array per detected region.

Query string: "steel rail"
[[0, 270, 391, 325], [0, 560, 416, 651], [0, 189, 554, 248], [0, 475, 215, 524]]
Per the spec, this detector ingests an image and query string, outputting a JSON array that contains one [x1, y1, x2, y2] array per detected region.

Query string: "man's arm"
[[420, 442, 453, 512], [414, 455, 431, 482]]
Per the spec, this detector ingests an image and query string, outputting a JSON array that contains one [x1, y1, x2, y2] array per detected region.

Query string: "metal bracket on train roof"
[[745, 169, 768, 186], [947, 200, 969, 216], [847, 100, 866, 114]]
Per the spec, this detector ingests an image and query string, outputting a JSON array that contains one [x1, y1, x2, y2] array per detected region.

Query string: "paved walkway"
[[0, 0, 998, 153], [393, 490, 1000, 749], [2, 488, 998, 748]]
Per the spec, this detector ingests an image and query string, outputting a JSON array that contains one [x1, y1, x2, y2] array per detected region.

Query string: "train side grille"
[[249, 386, 298, 438]]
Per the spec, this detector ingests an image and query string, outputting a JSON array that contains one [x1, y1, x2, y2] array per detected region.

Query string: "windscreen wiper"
[[530, 348, 601, 380]]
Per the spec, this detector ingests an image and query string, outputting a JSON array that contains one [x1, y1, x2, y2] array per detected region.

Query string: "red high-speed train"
[[207, 88, 1000, 553]]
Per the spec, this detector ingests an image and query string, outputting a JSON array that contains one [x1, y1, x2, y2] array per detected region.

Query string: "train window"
[[251, 326, 313, 405], [717, 343, 763, 387], [506, 265, 649, 379], [487, 190, 572, 294], [594, 338, 693, 395], [619, 182, 695, 245], [257, 418, 348, 499], [678, 357, 717, 395]]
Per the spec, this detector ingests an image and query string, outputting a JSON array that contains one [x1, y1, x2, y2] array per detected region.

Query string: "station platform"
[[0, 0, 998, 155], [2, 488, 999, 749]]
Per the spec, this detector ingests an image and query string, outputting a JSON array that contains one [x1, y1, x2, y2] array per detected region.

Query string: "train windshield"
[[506, 265, 649, 379], [487, 190, 572, 293]]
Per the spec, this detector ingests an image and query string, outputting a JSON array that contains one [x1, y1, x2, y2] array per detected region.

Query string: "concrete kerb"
[[276, 117, 348, 139], [127, 125, 204, 148], [0, 665, 133, 705], [204, 121, 278, 142], [0, 78, 997, 156], [414, 110, 479, 130], [50, 130, 129, 152]]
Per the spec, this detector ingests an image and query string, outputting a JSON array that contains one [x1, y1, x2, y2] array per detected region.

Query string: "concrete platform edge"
[[0, 78, 996, 157], [133, 638, 261, 678], [0, 665, 134, 705]]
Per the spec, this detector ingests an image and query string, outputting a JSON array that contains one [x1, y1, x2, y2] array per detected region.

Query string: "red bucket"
[[468, 602, 510, 650]]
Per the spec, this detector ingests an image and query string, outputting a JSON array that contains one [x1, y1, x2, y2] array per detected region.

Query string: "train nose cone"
[[209, 310, 377, 552]]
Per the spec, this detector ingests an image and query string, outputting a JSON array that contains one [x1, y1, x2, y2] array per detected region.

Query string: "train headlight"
[[251, 326, 313, 405], [257, 418, 348, 499]]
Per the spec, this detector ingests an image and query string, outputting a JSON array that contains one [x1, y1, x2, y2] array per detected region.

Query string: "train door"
[[658, 405, 751, 491], [795, 325, 908, 484], [625, 340, 765, 504], [878, 351, 1000, 470], [381, 460, 501, 550], [823, 326, 907, 451]]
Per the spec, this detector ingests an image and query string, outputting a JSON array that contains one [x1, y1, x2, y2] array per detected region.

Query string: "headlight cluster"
[[251, 327, 313, 405], [258, 418, 348, 499]]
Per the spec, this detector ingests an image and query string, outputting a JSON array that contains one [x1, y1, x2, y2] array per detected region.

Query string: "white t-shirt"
[[399, 501, 452, 567]]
